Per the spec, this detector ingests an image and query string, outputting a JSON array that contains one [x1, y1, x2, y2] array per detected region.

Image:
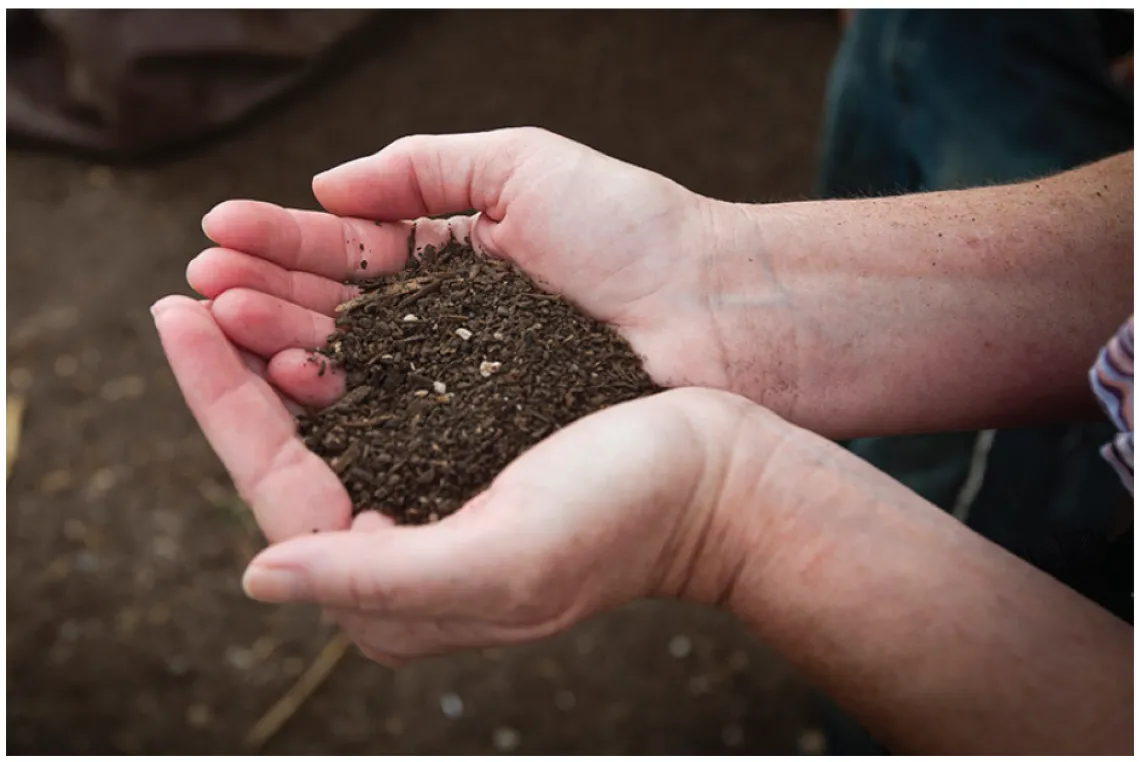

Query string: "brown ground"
[[7, 10, 839, 754]]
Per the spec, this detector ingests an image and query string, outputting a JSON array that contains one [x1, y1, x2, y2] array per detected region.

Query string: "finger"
[[201, 200, 411, 281], [267, 349, 347, 410], [152, 295, 352, 541], [311, 127, 558, 222], [240, 488, 566, 624], [236, 347, 306, 418], [238, 347, 268, 376], [187, 247, 359, 316], [210, 299, 304, 419], [352, 510, 393, 532], [186, 322, 297, 427], [210, 288, 335, 358], [240, 511, 501, 616]]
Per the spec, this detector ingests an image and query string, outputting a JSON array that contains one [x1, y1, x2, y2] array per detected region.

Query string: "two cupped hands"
[[153, 127, 841, 666]]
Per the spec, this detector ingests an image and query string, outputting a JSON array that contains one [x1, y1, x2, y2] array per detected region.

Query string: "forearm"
[[714, 425, 1133, 754], [704, 151, 1133, 438]]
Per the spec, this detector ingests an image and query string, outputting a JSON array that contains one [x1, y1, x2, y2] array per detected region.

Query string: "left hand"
[[183, 128, 805, 416], [152, 296, 795, 664]]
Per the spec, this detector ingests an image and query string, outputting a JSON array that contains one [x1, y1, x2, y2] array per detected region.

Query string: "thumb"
[[240, 496, 539, 618], [311, 127, 558, 222]]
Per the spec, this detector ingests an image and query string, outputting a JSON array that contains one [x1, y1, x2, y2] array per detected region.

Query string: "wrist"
[[679, 397, 878, 620], [693, 197, 824, 426], [696, 423, 1136, 755], [649, 387, 805, 609]]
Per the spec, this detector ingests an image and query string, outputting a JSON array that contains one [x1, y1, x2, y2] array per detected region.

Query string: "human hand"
[[151, 294, 789, 663], [186, 127, 766, 411], [245, 387, 790, 666]]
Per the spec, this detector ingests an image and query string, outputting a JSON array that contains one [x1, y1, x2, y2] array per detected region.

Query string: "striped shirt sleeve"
[[1089, 316, 1134, 495]]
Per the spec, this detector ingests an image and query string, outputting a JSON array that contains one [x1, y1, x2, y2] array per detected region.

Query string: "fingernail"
[[151, 295, 197, 319], [201, 204, 224, 238], [185, 258, 204, 297], [150, 298, 174, 319], [242, 564, 307, 602]]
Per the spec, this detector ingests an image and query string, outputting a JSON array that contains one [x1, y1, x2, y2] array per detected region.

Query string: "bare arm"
[[704, 151, 1133, 437], [173, 129, 1130, 753], [708, 419, 1134, 755]]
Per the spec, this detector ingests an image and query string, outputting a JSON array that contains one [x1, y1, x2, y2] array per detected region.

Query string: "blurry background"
[[7, 10, 839, 754]]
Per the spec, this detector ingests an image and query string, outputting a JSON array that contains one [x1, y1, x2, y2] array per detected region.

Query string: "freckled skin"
[[707, 151, 1132, 438]]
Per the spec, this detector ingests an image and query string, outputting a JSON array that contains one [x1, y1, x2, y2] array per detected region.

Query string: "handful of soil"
[[298, 235, 661, 525]]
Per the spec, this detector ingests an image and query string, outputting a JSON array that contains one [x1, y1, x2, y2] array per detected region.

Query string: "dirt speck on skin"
[[299, 236, 660, 524]]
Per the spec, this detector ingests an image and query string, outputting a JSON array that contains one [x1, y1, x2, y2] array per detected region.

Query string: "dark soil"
[[300, 236, 660, 524]]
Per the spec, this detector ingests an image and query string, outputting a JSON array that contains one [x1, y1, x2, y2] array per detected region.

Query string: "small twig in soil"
[[334, 292, 383, 314], [322, 385, 371, 413], [396, 279, 444, 309], [340, 414, 396, 428], [242, 630, 353, 752]]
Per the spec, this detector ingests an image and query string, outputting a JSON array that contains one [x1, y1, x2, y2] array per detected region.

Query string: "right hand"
[[153, 287, 819, 665], [234, 385, 793, 666], [187, 127, 784, 411]]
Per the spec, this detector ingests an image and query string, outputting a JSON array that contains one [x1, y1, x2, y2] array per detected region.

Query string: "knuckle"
[[386, 133, 431, 157], [510, 126, 559, 154], [511, 125, 549, 141]]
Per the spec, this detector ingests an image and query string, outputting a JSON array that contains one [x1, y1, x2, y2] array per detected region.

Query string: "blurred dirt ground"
[[7, 10, 839, 755]]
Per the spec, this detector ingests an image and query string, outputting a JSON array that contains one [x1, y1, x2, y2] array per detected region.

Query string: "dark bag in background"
[[7, 9, 380, 161]]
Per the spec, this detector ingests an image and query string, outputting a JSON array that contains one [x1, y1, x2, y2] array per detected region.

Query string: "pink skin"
[[155, 128, 764, 666], [188, 247, 359, 317], [153, 290, 765, 666], [152, 296, 354, 540], [190, 129, 735, 417], [190, 205, 490, 409]]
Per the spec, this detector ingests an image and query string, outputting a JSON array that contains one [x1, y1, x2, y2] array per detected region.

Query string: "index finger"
[[201, 200, 412, 281]]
